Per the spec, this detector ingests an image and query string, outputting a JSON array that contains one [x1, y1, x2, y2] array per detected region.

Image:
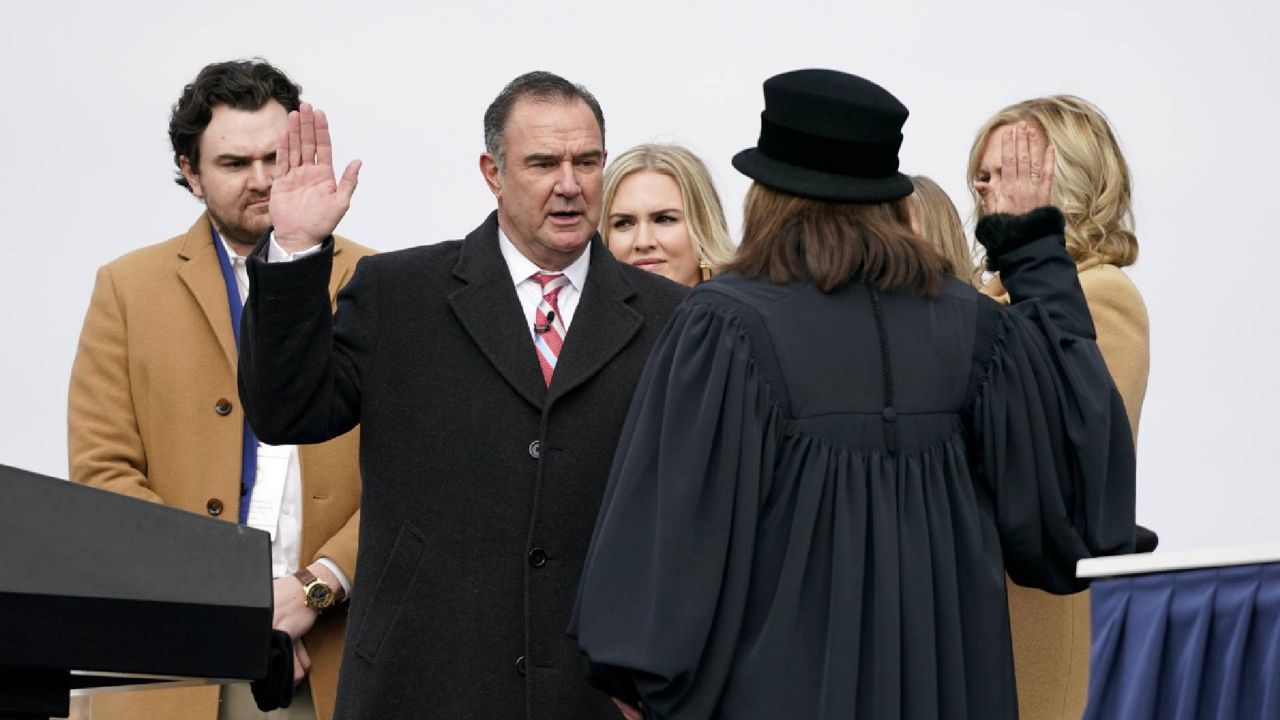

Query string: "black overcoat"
[[238, 212, 687, 719]]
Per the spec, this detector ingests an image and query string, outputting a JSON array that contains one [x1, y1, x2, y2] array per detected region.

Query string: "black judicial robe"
[[571, 208, 1138, 719]]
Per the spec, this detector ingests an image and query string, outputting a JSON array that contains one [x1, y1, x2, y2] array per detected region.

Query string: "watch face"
[[307, 583, 334, 609]]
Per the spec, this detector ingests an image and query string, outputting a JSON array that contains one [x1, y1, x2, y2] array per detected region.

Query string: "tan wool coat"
[[67, 214, 374, 720], [984, 261, 1150, 720]]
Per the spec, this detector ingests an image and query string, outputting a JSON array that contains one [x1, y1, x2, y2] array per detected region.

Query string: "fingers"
[[338, 159, 363, 202], [1038, 145, 1057, 206], [1028, 123, 1046, 179], [293, 638, 311, 685], [1027, 123, 1048, 206], [299, 103, 316, 165], [1001, 125, 1017, 186], [315, 109, 333, 168], [1015, 121, 1031, 182], [276, 129, 290, 177], [287, 110, 302, 170], [296, 637, 311, 669]]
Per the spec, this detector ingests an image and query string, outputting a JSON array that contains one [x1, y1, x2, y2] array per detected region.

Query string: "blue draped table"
[[1078, 548, 1280, 720]]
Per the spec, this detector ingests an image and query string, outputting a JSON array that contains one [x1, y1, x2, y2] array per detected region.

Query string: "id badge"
[[246, 444, 292, 540]]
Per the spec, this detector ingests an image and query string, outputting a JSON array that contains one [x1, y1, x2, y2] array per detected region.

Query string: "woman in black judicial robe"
[[570, 69, 1139, 719]]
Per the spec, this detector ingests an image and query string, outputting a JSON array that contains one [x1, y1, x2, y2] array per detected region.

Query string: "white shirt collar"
[[497, 226, 591, 291], [217, 234, 247, 263]]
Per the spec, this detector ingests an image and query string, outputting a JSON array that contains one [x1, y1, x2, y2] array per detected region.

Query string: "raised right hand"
[[270, 103, 362, 253], [987, 120, 1056, 216]]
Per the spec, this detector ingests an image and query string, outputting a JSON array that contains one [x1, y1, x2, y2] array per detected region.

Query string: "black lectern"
[[0, 464, 274, 719]]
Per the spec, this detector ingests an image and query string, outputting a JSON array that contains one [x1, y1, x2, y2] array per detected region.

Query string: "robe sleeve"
[[570, 295, 779, 718], [970, 208, 1137, 595]]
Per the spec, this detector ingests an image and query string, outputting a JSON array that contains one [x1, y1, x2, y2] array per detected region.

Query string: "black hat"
[[733, 69, 912, 203]]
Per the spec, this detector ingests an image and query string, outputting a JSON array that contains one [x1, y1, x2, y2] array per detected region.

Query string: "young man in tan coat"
[[67, 59, 372, 720]]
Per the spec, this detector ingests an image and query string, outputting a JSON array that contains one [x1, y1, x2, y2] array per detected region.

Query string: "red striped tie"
[[532, 273, 570, 386]]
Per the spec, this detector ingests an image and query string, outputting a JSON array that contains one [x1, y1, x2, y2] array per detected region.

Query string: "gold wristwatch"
[[294, 567, 344, 612]]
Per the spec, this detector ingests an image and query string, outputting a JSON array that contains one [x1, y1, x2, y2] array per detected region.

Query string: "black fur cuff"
[[976, 206, 1066, 270]]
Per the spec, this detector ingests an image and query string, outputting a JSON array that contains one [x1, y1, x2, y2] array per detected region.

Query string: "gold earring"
[[699, 262, 712, 283]]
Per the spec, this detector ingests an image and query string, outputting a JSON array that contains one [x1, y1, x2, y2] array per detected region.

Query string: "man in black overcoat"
[[237, 72, 687, 719]]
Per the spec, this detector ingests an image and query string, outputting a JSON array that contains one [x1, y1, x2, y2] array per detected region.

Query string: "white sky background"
[[1, 0, 1276, 552]]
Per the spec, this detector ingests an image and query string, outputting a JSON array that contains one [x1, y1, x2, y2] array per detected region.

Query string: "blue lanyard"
[[210, 226, 259, 524]]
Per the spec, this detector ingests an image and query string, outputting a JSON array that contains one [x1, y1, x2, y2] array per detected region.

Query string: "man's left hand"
[[294, 636, 312, 685], [273, 562, 342, 640], [272, 574, 318, 640]]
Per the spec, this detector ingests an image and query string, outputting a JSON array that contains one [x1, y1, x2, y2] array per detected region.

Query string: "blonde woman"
[[909, 175, 980, 286], [601, 144, 735, 287], [969, 97, 1150, 720]]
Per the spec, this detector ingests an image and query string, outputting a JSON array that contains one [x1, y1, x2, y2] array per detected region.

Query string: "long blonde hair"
[[910, 176, 979, 287], [600, 144, 736, 275], [968, 95, 1138, 268]]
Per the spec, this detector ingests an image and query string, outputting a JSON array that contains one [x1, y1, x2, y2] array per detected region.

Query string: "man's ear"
[[479, 153, 502, 200], [180, 156, 204, 199]]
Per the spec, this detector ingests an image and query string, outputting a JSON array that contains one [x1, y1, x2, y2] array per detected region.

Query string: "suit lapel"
[[176, 214, 237, 373], [448, 213, 548, 410], [547, 237, 641, 405]]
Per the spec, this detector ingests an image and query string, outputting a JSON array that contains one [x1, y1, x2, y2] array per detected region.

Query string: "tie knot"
[[533, 272, 564, 288], [532, 273, 569, 297]]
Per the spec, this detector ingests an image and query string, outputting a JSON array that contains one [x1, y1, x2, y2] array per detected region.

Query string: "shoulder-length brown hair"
[[728, 182, 954, 295]]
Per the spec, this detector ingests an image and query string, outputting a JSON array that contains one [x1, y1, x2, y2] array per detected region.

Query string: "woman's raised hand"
[[989, 121, 1055, 216]]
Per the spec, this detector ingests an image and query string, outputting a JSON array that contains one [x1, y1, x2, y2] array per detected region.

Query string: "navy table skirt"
[[1084, 562, 1280, 719]]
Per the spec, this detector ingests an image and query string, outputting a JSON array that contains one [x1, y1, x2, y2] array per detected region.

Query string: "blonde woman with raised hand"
[[969, 95, 1151, 720], [601, 143, 735, 287], [909, 175, 980, 286]]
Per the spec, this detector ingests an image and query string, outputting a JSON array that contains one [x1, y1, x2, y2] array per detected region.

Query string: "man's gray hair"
[[483, 71, 605, 171]]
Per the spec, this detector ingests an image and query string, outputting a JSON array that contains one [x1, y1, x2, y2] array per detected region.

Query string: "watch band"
[[294, 566, 346, 606]]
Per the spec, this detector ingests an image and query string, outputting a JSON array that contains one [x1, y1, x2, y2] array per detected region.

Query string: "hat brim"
[[733, 148, 913, 203]]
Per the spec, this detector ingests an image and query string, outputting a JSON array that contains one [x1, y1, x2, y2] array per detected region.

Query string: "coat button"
[[206, 498, 224, 516], [882, 407, 897, 422], [215, 398, 233, 416], [515, 655, 527, 676], [528, 440, 541, 460], [528, 548, 547, 568]]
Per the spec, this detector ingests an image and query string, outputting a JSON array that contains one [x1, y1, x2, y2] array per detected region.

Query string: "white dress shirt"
[[497, 227, 591, 338], [223, 236, 350, 596], [255, 224, 589, 590]]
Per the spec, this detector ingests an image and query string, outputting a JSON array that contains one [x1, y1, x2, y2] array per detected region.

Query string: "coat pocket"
[[355, 521, 425, 661]]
